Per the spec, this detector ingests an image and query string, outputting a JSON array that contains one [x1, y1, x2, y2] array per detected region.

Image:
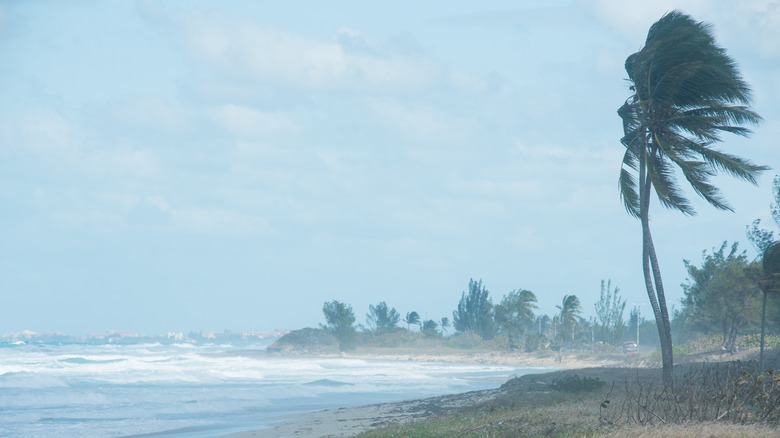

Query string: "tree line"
[[320, 212, 780, 355], [670, 180, 780, 354], [320, 277, 637, 352]]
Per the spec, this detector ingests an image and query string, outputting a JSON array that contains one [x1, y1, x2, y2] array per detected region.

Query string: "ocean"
[[0, 342, 552, 437]]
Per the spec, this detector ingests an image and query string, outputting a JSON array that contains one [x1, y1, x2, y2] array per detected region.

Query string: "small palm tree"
[[421, 319, 439, 337], [556, 295, 582, 343], [439, 317, 451, 335], [404, 311, 421, 331], [618, 10, 767, 385]]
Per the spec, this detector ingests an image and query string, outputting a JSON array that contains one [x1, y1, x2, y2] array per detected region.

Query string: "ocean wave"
[[304, 379, 354, 387], [60, 357, 126, 365], [0, 371, 70, 388]]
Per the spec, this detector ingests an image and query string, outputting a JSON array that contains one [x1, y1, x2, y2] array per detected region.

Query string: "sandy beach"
[[223, 387, 504, 438], [222, 350, 639, 438]]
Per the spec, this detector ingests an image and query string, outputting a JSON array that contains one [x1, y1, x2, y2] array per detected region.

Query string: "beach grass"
[[354, 361, 780, 438]]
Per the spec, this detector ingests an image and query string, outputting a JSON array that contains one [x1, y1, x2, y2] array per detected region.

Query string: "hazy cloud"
[[111, 97, 190, 133], [161, 10, 440, 93], [212, 104, 297, 139]]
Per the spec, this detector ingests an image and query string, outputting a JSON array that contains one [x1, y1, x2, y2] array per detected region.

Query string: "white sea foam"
[[0, 343, 552, 437]]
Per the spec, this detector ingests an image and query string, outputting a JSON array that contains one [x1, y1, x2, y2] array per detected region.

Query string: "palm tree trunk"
[[645, 227, 674, 383], [639, 146, 674, 386], [760, 290, 768, 365]]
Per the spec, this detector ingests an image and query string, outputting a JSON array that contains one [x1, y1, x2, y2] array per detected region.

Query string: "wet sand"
[[222, 350, 636, 438], [222, 386, 503, 438]]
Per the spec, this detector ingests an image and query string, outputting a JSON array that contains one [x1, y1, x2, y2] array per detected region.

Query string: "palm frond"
[[660, 105, 760, 144], [684, 141, 770, 184], [675, 159, 733, 211], [618, 100, 643, 144], [619, 148, 641, 219], [647, 148, 695, 215]]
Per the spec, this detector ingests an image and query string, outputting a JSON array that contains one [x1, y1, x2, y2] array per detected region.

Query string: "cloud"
[[1, 107, 161, 182], [212, 104, 297, 139], [583, 0, 710, 41], [366, 98, 472, 144], [111, 97, 189, 133], [455, 179, 543, 199], [729, 0, 780, 57], [162, 10, 439, 92], [83, 140, 160, 180], [37, 191, 271, 236], [168, 205, 271, 236], [125, 196, 171, 226], [584, 0, 780, 57], [0, 5, 7, 32]]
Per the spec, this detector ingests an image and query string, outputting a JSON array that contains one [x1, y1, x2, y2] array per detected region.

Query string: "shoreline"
[[221, 349, 644, 438], [221, 385, 508, 438], [267, 347, 641, 369]]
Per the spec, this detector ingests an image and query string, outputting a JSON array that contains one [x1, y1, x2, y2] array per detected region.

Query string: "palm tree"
[[495, 289, 538, 349], [439, 317, 451, 335], [556, 295, 582, 343], [618, 11, 768, 385], [404, 311, 421, 331], [421, 319, 439, 337]]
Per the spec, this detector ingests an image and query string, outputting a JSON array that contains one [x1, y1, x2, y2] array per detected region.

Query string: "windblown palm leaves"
[[495, 289, 538, 346], [556, 294, 582, 342], [618, 10, 767, 385], [404, 311, 421, 330], [619, 11, 767, 217]]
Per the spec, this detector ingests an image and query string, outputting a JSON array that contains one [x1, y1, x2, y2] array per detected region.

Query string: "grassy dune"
[[355, 357, 780, 438], [267, 329, 780, 437]]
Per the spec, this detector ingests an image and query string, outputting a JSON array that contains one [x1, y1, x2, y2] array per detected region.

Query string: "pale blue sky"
[[1, 0, 778, 335]]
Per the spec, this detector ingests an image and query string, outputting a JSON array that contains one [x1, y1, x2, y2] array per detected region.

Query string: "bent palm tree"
[[404, 311, 421, 331], [495, 289, 538, 349], [439, 317, 451, 335], [618, 11, 768, 385], [556, 295, 582, 343]]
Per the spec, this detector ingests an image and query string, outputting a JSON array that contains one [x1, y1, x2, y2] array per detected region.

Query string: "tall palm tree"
[[556, 295, 582, 343], [618, 11, 768, 385]]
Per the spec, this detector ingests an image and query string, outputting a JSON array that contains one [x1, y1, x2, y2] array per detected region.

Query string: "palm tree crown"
[[556, 295, 582, 342], [619, 10, 767, 217]]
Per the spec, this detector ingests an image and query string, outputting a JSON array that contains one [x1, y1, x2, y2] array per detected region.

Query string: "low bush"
[[600, 361, 780, 426], [549, 374, 606, 392]]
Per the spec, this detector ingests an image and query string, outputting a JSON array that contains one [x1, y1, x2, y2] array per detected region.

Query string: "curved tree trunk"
[[639, 145, 674, 386], [645, 227, 674, 384]]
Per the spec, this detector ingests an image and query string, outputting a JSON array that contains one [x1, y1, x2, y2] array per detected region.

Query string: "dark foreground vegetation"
[[355, 349, 780, 438]]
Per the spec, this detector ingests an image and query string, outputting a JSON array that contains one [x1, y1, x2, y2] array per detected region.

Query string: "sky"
[[1, 0, 779, 336]]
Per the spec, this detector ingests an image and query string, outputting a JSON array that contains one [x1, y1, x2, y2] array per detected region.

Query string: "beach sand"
[[222, 350, 638, 438], [223, 386, 504, 438]]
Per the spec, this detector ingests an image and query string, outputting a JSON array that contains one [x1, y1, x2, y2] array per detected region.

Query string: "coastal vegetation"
[[275, 237, 780, 357], [355, 355, 780, 437]]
